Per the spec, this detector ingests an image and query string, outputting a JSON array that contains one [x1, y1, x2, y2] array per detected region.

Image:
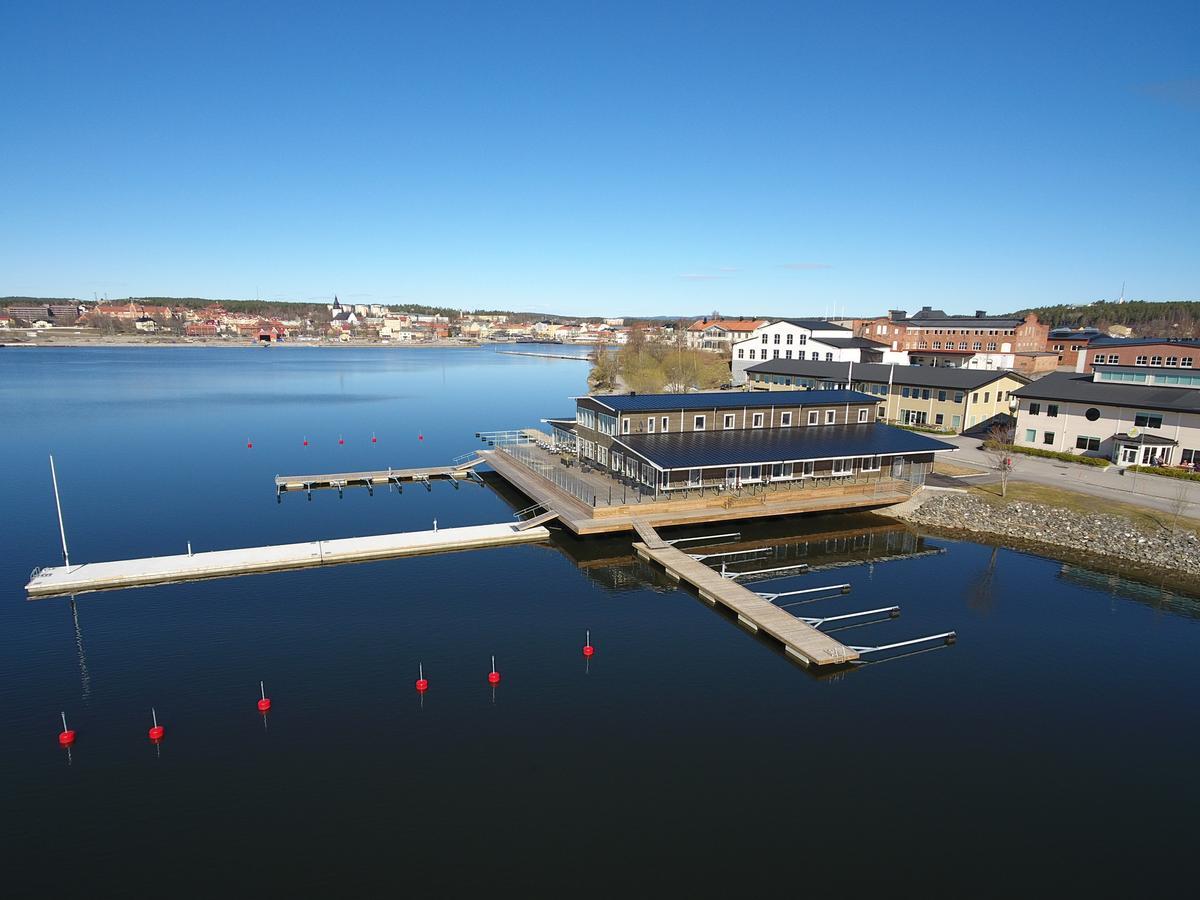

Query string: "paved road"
[[938, 435, 1200, 519]]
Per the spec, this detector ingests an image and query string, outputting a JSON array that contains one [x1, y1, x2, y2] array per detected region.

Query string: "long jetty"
[[631, 520, 858, 667], [495, 350, 593, 361], [275, 459, 485, 496], [26, 522, 551, 598]]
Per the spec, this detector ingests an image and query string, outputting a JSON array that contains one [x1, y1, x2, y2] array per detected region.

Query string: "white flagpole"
[[49, 455, 70, 567]]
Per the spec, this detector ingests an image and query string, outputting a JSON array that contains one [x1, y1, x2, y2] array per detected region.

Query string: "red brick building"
[[849, 307, 1048, 354]]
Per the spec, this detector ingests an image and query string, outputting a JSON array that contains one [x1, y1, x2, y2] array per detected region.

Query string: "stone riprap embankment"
[[894, 491, 1200, 576]]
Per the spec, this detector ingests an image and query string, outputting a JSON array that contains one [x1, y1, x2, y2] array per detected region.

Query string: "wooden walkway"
[[25, 521, 551, 598], [632, 520, 858, 667], [275, 458, 484, 494], [632, 519, 669, 548], [515, 509, 561, 530]]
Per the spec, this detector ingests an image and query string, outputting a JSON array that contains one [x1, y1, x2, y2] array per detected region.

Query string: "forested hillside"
[[1013, 300, 1200, 337]]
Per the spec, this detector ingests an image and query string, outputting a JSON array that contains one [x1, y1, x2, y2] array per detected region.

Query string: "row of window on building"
[[1092, 353, 1194, 367], [914, 340, 1000, 350], [575, 447, 889, 489], [875, 326, 1017, 336], [738, 348, 835, 361], [580, 407, 877, 434], [1025, 402, 1163, 430]]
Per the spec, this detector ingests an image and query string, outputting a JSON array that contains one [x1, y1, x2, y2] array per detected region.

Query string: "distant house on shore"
[[7, 302, 82, 326], [686, 317, 766, 352]]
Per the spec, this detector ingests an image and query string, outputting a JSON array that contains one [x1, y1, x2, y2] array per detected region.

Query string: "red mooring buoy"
[[246, 439, 253, 449], [338, 434, 345, 445], [58, 711, 76, 746], [302, 436, 309, 447], [147, 707, 164, 741], [371, 432, 377, 444], [487, 655, 501, 685], [257, 680, 271, 712], [418, 434, 424, 441], [583, 630, 595, 658], [415, 663, 428, 693]]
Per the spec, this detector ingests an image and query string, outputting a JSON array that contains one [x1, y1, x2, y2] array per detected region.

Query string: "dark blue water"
[[2, 346, 1197, 893]]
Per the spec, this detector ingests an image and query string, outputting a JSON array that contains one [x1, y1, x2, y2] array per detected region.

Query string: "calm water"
[[2, 345, 1197, 893]]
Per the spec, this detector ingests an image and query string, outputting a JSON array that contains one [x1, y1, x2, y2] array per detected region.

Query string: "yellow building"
[[746, 359, 1028, 433]]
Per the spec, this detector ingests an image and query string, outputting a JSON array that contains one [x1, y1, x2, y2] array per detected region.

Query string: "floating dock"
[[495, 350, 592, 361], [632, 521, 858, 667], [275, 458, 484, 496], [25, 522, 551, 598]]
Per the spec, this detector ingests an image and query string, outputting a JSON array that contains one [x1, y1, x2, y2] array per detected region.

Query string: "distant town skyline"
[[2, 1, 1197, 316]]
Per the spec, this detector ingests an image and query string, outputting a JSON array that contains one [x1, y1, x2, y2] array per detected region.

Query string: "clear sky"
[[1, 0, 1197, 317]]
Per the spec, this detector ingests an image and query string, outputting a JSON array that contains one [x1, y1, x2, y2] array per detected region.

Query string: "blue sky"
[[1, 0, 1196, 317]]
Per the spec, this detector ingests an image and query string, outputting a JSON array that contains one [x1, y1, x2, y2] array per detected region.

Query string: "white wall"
[[1014, 398, 1200, 465], [731, 321, 865, 385]]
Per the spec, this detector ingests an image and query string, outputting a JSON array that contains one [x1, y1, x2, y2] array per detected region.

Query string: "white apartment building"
[[731, 319, 896, 385], [1012, 365, 1200, 467]]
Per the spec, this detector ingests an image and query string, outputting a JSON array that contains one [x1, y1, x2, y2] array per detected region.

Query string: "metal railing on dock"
[[499, 444, 601, 507]]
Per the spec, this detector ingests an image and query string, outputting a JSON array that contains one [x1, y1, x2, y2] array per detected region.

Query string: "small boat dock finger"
[[631, 520, 859, 667], [275, 458, 485, 497]]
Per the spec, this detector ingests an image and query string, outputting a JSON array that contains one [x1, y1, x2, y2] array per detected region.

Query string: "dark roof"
[[1048, 327, 1103, 339], [906, 308, 1025, 328], [746, 359, 1028, 390], [908, 317, 1024, 329], [777, 318, 850, 333], [1013, 371, 1200, 414], [543, 417, 577, 431], [588, 389, 878, 412], [819, 336, 889, 349], [615, 423, 955, 470], [1113, 432, 1177, 446]]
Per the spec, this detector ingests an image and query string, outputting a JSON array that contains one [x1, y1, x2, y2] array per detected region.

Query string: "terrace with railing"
[[476, 428, 927, 522]]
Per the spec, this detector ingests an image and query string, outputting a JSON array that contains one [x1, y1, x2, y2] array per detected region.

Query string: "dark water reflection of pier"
[[549, 514, 939, 592]]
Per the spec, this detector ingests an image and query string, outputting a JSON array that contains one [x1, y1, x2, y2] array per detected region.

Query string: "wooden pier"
[[275, 458, 485, 496], [495, 350, 592, 361], [632, 521, 858, 667], [25, 521, 551, 598]]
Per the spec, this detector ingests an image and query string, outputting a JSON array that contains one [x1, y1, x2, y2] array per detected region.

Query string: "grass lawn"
[[966, 480, 1200, 535], [933, 459, 990, 477]]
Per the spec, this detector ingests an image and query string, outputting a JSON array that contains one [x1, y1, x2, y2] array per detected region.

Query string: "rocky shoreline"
[[888, 490, 1200, 577]]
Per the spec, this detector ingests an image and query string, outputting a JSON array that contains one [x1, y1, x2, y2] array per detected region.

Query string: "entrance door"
[[725, 468, 738, 487], [1120, 445, 1138, 464]]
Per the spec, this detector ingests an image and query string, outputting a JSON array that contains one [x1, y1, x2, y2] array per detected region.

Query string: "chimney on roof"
[[921, 306, 932, 312], [888, 309, 906, 322], [975, 310, 987, 318]]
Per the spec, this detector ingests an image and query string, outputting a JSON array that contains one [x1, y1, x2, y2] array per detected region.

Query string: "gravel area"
[[893, 491, 1200, 576]]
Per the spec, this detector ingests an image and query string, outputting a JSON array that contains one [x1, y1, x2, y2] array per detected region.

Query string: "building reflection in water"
[[547, 513, 941, 593]]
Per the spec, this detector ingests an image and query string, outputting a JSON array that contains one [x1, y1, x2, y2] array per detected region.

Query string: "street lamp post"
[[1128, 426, 1145, 493]]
